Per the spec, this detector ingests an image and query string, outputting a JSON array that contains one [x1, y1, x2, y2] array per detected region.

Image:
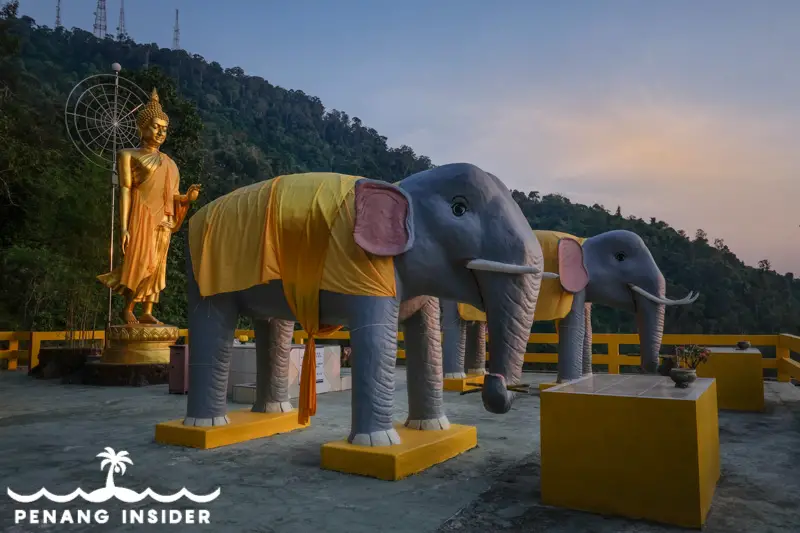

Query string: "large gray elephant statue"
[[182, 163, 544, 446], [442, 229, 698, 383]]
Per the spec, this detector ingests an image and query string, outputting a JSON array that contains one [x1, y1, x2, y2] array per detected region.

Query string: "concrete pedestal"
[[443, 374, 484, 392], [231, 346, 349, 404], [541, 374, 720, 529], [228, 344, 257, 397], [696, 347, 764, 412], [155, 409, 308, 450], [321, 423, 478, 481]]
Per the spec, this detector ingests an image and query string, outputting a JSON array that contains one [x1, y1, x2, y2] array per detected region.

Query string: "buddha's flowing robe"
[[98, 151, 188, 303]]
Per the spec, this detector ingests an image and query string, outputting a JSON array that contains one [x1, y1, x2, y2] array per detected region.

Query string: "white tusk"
[[543, 272, 560, 279], [628, 284, 699, 305], [466, 259, 541, 275]]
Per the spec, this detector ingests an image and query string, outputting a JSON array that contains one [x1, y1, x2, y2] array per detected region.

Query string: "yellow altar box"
[[541, 374, 720, 529], [695, 347, 764, 412]]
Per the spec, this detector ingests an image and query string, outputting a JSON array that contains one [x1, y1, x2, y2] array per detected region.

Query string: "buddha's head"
[[136, 88, 169, 148]]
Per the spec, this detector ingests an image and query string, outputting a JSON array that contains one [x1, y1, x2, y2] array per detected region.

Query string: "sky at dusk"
[[18, 0, 800, 274]]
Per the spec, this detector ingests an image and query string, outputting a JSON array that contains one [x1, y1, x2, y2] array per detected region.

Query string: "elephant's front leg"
[[464, 322, 487, 375], [403, 297, 449, 431], [251, 318, 295, 413], [440, 299, 467, 379], [184, 291, 238, 427], [556, 291, 587, 383], [348, 296, 402, 446], [581, 303, 593, 376]]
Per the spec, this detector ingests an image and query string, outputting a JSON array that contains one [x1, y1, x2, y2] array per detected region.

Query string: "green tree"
[[0, 3, 797, 339]]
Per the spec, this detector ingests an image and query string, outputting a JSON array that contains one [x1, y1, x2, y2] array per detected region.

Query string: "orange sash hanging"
[[266, 175, 349, 424], [297, 327, 341, 424]]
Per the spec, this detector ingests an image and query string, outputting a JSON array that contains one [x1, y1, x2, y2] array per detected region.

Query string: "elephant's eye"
[[615, 252, 626, 262], [451, 200, 468, 217]]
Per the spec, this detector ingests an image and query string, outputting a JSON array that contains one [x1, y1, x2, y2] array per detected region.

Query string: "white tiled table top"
[[706, 346, 761, 355], [544, 374, 714, 401]]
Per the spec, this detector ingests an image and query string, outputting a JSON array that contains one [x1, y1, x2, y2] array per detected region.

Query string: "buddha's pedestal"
[[541, 374, 720, 529], [82, 324, 178, 386], [101, 324, 178, 364]]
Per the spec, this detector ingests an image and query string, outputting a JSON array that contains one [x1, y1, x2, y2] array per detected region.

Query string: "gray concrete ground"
[[0, 368, 798, 533]]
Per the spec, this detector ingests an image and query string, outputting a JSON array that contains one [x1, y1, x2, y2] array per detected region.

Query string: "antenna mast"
[[172, 9, 180, 49], [116, 0, 128, 40], [55, 0, 61, 28], [93, 0, 107, 39]]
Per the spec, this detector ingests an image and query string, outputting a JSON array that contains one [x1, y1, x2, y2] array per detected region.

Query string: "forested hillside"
[[0, 2, 797, 337]]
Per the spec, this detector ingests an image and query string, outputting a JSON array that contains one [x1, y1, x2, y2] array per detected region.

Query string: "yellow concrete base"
[[101, 324, 179, 364], [538, 382, 558, 391], [155, 408, 309, 449], [443, 374, 484, 392], [696, 347, 764, 412], [320, 423, 477, 481], [541, 374, 720, 529]]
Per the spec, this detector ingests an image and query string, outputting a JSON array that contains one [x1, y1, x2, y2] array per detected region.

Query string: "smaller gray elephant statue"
[[443, 229, 699, 383]]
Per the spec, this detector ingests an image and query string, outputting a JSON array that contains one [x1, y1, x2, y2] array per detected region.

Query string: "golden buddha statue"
[[97, 88, 201, 326]]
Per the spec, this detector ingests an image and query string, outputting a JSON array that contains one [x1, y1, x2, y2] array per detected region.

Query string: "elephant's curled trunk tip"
[[481, 373, 516, 413]]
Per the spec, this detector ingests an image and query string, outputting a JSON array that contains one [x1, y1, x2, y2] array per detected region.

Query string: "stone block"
[[696, 347, 764, 412], [541, 374, 720, 529]]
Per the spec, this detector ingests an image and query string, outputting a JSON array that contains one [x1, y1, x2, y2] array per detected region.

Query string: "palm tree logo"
[[7, 447, 221, 504], [97, 447, 133, 491]]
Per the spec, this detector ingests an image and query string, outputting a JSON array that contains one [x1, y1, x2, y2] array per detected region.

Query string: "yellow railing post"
[[607, 341, 620, 374], [777, 335, 791, 383], [28, 331, 41, 373], [6, 339, 18, 370]]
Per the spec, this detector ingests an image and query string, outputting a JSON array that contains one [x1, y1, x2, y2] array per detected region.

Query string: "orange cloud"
[[377, 88, 799, 273]]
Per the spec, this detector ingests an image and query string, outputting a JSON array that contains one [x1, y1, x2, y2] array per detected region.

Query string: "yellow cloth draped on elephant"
[[188, 172, 397, 424], [457, 230, 586, 323]]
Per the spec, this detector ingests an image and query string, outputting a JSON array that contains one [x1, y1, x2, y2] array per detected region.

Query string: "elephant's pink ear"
[[353, 179, 414, 256], [558, 238, 589, 293]]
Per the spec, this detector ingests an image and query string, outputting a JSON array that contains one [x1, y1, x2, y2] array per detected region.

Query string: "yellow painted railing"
[[1, 330, 799, 382]]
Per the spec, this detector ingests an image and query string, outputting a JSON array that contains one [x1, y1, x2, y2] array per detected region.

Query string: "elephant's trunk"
[[477, 267, 539, 414], [633, 275, 666, 373], [483, 373, 514, 413]]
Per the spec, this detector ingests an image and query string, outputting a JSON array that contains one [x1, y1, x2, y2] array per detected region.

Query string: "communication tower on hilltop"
[[172, 9, 180, 50], [55, 0, 62, 28], [93, 0, 107, 39], [116, 0, 128, 40]]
